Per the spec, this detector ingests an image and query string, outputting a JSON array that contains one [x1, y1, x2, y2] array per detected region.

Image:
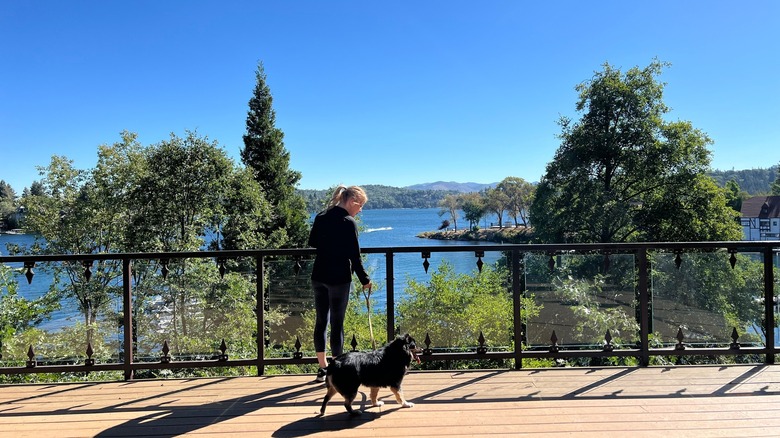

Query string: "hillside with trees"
[[708, 166, 778, 195], [299, 184, 458, 212]]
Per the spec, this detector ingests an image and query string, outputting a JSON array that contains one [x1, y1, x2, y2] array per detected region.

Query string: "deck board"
[[2, 365, 780, 437]]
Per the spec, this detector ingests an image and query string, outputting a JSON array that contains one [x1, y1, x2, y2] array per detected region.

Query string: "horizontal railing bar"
[[3, 346, 769, 375], [363, 241, 780, 254]]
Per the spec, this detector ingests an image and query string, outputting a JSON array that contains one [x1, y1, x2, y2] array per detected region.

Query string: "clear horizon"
[[2, 1, 779, 194]]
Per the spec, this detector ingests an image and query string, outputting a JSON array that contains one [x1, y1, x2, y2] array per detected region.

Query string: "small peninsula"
[[418, 226, 532, 244]]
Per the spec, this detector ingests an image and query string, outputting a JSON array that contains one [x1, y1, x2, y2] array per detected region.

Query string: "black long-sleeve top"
[[308, 206, 370, 286]]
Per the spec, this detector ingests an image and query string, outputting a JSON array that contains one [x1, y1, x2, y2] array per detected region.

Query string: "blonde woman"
[[308, 185, 372, 382]]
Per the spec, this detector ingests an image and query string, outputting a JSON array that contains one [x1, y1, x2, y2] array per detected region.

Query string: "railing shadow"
[[3, 366, 780, 436]]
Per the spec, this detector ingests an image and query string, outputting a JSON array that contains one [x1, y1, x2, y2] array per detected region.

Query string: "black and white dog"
[[319, 334, 421, 415]]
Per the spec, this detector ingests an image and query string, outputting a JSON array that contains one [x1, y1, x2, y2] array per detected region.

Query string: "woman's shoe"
[[315, 367, 327, 383]]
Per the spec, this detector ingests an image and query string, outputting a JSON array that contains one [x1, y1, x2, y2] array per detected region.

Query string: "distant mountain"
[[405, 181, 497, 193]]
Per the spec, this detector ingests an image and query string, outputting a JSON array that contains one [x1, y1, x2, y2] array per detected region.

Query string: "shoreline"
[[417, 226, 532, 244]]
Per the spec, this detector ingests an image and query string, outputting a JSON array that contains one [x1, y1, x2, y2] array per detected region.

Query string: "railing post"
[[512, 249, 524, 370], [385, 250, 395, 344], [122, 258, 133, 381], [256, 255, 265, 376], [638, 248, 650, 367], [764, 246, 775, 364]]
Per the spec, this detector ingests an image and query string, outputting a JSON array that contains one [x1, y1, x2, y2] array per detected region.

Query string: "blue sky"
[[1, 1, 778, 194]]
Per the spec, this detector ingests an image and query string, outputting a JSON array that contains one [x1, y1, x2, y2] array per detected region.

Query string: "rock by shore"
[[417, 226, 532, 244]]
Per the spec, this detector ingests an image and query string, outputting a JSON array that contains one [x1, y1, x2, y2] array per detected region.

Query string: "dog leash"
[[362, 284, 376, 350]]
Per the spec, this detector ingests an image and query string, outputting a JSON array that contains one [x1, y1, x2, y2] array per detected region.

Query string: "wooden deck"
[[3, 365, 780, 437]]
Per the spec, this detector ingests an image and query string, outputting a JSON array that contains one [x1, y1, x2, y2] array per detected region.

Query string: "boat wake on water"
[[364, 227, 393, 233]]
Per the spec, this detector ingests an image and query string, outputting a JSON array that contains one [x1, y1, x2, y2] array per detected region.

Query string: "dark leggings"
[[312, 280, 351, 358]]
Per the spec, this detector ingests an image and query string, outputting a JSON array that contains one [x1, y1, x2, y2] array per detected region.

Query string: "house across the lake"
[[740, 195, 780, 241]]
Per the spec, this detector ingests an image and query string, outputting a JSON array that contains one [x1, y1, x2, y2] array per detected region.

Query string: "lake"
[[353, 208, 504, 302]]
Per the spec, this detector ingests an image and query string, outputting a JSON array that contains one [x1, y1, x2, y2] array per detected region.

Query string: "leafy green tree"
[[29, 181, 45, 196], [21, 154, 126, 330], [215, 167, 273, 251], [127, 131, 233, 252], [10, 130, 281, 370], [484, 187, 509, 228], [438, 193, 461, 231], [772, 162, 780, 195], [636, 174, 742, 242], [530, 59, 741, 243], [497, 176, 534, 227], [0, 264, 59, 357], [397, 262, 541, 351], [241, 61, 309, 248], [0, 180, 17, 230], [0, 180, 14, 201], [125, 131, 240, 341], [459, 192, 486, 231], [724, 179, 745, 212], [133, 258, 260, 360]]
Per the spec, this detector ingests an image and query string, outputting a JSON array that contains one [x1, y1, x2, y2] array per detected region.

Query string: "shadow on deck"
[[3, 365, 780, 437]]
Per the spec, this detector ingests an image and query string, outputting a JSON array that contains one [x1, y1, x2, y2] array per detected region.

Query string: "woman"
[[308, 185, 372, 382]]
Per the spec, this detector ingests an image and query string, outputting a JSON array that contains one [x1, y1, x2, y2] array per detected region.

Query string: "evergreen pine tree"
[[240, 62, 309, 248]]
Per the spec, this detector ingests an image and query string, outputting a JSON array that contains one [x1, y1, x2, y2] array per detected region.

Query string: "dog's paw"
[[402, 401, 415, 408], [372, 400, 385, 407], [349, 409, 363, 416]]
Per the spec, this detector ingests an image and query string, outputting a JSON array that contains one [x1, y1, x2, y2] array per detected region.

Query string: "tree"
[[396, 262, 541, 351], [459, 192, 486, 231], [29, 181, 45, 196], [12, 131, 278, 366], [438, 194, 461, 231], [19, 133, 146, 333], [772, 162, 780, 195], [0, 264, 59, 355], [241, 61, 309, 248], [530, 60, 742, 243], [0, 180, 15, 203], [215, 167, 274, 251], [484, 187, 509, 228], [121, 131, 269, 348], [724, 179, 746, 213], [496, 176, 534, 227], [127, 131, 233, 252], [21, 152, 128, 332], [0, 180, 16, 230]]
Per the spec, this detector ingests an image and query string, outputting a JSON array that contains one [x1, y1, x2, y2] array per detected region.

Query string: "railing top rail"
[[362, 240, 780, 254], [1, 240, 779, 263]]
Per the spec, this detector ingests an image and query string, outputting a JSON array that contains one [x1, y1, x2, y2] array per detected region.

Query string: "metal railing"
[[0, 241, 778, 380]]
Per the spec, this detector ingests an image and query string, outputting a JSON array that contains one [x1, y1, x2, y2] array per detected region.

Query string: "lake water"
[[0, 208, 506, 329], [354, 208, 504, 301]]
